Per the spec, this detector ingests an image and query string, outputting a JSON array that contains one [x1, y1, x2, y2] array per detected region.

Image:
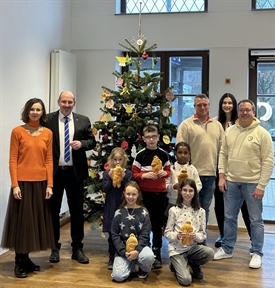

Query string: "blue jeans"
[[170, 245, 214, 286], [199, 176, 216, 224], [222, 181, 263, 256], [111, 246, 155, 282]]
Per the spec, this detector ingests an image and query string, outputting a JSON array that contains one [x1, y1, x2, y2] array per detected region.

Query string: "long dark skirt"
[[1, 181, 55, 254]]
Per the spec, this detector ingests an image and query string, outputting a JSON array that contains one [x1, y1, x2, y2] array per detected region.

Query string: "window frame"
[[119, 0, 208, 14], [122, 50, 209, 95], [252, 0, 275, 10], [249, 49, 275, 104]]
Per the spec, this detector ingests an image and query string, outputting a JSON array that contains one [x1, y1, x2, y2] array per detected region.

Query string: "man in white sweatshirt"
[[213, 99, 274, 269]]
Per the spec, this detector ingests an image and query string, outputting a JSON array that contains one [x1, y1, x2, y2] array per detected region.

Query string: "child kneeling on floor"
[[111, 181, 155, 282], [164, 178, 214, 286]]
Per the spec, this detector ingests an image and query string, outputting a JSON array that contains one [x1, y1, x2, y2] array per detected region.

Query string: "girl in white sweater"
[[166, 142, 202, 214]]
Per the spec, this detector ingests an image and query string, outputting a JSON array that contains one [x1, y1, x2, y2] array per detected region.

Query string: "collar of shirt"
[[59, 111, 73, 122], [193, 114, 211, 121]]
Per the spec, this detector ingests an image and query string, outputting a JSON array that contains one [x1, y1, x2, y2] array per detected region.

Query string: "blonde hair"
[[107, 147, 129, 169]]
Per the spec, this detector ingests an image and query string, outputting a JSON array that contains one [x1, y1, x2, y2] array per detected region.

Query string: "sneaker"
[[249, 253, 262, 269], [213, 247, 233, 260], [107, 255, 114, 270], [152, 247, 162, 269], [138, 267, 148, 279], [189, 261, 203, 280]]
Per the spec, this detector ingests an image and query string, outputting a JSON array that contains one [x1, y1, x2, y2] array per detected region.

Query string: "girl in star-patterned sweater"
[[111, 181, 155, 282], [164, 178, 214, 286]]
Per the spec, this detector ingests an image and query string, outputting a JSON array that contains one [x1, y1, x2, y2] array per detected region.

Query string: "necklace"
[[125, 206, 136, 220], [24, 124, 43, 137]]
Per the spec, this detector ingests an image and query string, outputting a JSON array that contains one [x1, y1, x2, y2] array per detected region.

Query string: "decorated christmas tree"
[[84, 8, 177, 225]]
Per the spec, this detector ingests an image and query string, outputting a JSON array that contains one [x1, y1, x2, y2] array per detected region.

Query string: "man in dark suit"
[[45, 90, 96, 264]]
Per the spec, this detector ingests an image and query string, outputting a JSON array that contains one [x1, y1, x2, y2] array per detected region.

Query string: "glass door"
[[255, 62, 275, 221]]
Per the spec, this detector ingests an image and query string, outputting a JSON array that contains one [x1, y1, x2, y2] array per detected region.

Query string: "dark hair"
[[143, 124, 158, 135], [176, 178, 200, 210], [174, 142, 192, 165], [218, 93, 238, 129], [238, 99, 256, 111], [119, 181, 144, 208], [21, 98, 47, 124]]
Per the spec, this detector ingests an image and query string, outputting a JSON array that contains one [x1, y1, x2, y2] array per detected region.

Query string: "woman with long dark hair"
[[214, 93, 251, 247]]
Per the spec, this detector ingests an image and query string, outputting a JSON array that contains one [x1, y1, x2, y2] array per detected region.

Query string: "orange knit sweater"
[[9, 126, 53, 188]]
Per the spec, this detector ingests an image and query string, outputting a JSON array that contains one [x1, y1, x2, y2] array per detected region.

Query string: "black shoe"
[[24, 256, 40, 271], [169, 262, 175, 272], [215, 235, 223, 248], [189, 261, 203, 280], [152, 247, 162, 269], [49, 248, 60, 263], [72, 249, 89, 264], [107, 255, 114, 270], [14, 265, 27, 278], [138, 267, 148, 279], [198, 240, 207, 246]]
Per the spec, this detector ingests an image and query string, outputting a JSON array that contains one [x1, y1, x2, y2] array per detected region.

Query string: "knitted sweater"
[[164, 205, 206, 257], [219, 118, 274, 190], [166, 162, 202, 205], [176, 116, 224, 176], [9, 126, 53, 188], [111, 207, 151, 257], [132, 147, 171, 192]]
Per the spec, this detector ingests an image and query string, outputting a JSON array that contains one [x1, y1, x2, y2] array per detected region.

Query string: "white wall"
[[70, 0, 274, 227], [0, 0, 72, 255]]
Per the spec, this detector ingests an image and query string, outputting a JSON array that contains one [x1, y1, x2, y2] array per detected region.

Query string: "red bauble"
[[121, 140, 129, 151], [142, 51, 149, 59], [104, 162, 110, 170]]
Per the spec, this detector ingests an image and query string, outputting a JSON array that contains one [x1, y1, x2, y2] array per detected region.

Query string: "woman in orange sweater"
[[1, 98, 55, 278]]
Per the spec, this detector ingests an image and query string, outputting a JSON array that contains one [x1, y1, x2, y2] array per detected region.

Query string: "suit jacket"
[[45, 111, 96, 182]]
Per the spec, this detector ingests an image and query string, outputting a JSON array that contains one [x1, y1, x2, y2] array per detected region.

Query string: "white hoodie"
[[166, 162, 202, 205], [219, 118, 274, 190]]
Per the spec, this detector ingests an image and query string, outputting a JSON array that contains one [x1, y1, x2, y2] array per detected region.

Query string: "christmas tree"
[[84, 9, 177, 225]]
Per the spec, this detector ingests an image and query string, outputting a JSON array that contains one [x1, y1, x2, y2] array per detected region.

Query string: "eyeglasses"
[[143, 135, 158, 140], [238, 109, 252, 113]]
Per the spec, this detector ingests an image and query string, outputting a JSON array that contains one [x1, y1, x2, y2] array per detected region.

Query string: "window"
[[249, 49, 275, 221], [119, 0, 208, 14], [252, 0, 275, 10], [124, 51, 209, 126]]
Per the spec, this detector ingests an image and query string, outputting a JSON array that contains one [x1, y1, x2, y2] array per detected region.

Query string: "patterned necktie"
[[64, 116, 70, 163]]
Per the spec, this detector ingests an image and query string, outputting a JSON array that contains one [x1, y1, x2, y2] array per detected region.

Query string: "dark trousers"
[[51, 167, 85, 249], [214, 177, 251, 238], [108, 232, 116, 256], [141, 191, 167, 249]]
